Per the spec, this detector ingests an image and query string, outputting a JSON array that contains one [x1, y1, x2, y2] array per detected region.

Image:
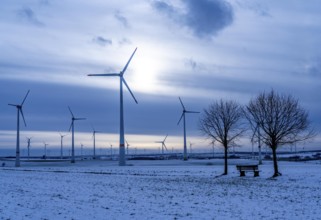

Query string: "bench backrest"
[[236, 165, 258, 171]]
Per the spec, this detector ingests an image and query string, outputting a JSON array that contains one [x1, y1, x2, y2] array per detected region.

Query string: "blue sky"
[[1, 0, 321, 154]]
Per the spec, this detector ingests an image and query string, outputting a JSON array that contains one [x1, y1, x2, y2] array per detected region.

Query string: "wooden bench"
[[236, 164, 259, 177]]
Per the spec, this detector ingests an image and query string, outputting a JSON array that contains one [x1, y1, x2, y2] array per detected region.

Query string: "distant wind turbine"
[[211, 140, 215, 158], [177, 97, 200, 161], [8, 90, 30, 167], [26, 137, 32, 160], [126, 140, 130, 155], [59, 133, 68, 159], [189, 141, 193, 154], [68, 106, 86, 163], [88, 48, 138, 166], [43, 142, 49, 158], [155, 135, 168, 155], [80, 143, 84, 160], [91, 126, 101, 159], [251, 123, 262, 165]]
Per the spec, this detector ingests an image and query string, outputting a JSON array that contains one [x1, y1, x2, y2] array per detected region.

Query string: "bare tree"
[[199, 99, 245, 175], [245, 90, 315, 177]]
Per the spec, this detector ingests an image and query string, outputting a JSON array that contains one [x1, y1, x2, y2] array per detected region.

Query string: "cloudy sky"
[[1, 0, 320, 155]]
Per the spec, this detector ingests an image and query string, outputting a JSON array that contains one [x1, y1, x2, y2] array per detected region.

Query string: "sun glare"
[[130, 48, 163, 93]]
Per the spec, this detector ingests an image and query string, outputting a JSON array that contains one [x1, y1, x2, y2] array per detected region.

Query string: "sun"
[[129, 47, 164, 94]]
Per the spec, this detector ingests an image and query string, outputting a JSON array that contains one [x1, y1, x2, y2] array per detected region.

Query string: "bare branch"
[[199, 99, 245, 175]]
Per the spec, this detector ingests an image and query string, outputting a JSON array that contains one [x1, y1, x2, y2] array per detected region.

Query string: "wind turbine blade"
[[164, 134, 168, 142], [74, 118, 86, 120], [21, 90, 30, 106], [88, 73, 120, 76], [20, 109, 27, 127], [177, 113, 184, 125], [68, 121, 73, 132], [178, 97, 186, 110], [155, 141, 162, 143], [122, 78, 138, 104], [8, 104, 18, 107], [59, 132, 68, 137], [68, 106, 74, 118], [186, 110, 200, 114], [121, 47, 137, 75], [163, 143, 168, 151]]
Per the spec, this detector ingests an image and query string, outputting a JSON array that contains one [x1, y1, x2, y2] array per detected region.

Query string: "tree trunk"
[[223, 146, 228, 175], [272, 147, 281, 177]]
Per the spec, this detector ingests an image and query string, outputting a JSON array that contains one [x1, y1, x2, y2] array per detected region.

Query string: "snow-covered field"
[[1, 159, 321, 220]]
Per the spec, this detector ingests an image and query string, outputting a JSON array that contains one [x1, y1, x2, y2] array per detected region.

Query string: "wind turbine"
[[189, 141, 193, 154], [88, 48, 138, 166], [43, 142, 49, 158], [8, 90, 30, 167], [59, 133, 68, 159], [155, 134, 168, 155], [177, 97, 199, 161], [26, 137, 32, 160], [211, 140, 215, 158], [251, 123, 262, 164], [80, 143, 84, 160], [91, 126, 101, 159], [68, 106, 86, 163], [126, 140, 130, 155]]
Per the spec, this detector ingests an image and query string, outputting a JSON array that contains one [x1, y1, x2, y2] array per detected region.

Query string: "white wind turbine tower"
[[59, 133, 68, 159], [155, 135, 168, 155], [26, 137, 32, 160], [110, 144, 113, 157], [8, 90, 30, 167], [177, 97, 199, 161], [126, 140, 130, 155], [211, 140, 215, 158], [189, 141, 193, 154], [68, 106, 86, 163], [88, 48, 138, 166], [91, 126, 101, 159], [80, 143, 84, 160], [43, 142, 49, 158], [251, 123, 262, 165]]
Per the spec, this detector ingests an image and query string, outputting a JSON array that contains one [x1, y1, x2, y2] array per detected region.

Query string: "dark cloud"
[[118, 38, 132, 46], [152, 1, 177, 19], [184, 58, 207, 71], [114, 10, 129, 28], [152, 0, 234, 38], [17, 7, 44, 27], [184, 0, 234, 37], [185, 58, 197, 70], [92, 36, 112, 47]]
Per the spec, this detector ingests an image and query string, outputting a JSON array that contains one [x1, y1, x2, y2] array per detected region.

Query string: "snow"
[[1, 159, 321, 220]]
